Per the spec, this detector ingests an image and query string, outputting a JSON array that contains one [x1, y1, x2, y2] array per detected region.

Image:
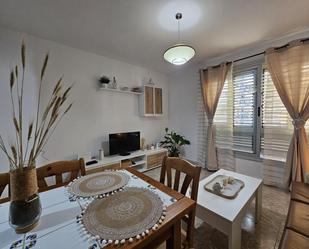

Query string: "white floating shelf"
[[99, 87, 142, 95]]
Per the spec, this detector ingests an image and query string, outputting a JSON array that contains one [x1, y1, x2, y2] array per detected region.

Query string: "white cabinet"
[[139, 85, 163, 117], [85, 148, 167, 174]]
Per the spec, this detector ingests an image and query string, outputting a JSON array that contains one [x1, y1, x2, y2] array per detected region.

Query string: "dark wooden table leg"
[[166, 220, 181, 249]]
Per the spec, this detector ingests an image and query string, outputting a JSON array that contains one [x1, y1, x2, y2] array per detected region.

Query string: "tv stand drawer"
[[104, 162, 121, 170], [86, 162, 121, 175], [147, 152, 167, 169]]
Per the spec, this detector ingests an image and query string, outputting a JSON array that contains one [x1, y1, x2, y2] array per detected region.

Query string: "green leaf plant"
[[159, 128, 190, 157]]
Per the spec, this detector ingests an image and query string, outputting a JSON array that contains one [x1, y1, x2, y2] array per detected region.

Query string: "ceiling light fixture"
[[163, 13, 195, 65]]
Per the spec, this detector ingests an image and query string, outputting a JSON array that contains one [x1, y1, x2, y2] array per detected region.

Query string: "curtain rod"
[[232, 36, 309, 63], [233, 51, 264, 63], [205, 51, 265, 69], [233, 37, 309, 63], [202, 37, 309, 70]]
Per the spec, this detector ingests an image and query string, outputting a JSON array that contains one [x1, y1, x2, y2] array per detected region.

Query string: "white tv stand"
[[85, 148, 167, 174]]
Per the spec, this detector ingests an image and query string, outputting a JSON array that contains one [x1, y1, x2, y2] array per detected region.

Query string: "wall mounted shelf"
[[99, 87, 142, 95]]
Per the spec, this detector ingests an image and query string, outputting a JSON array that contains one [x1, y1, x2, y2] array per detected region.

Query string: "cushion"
[[280, 229, 309, 249], [292, 182, 309, 204], [286, 200, 309, 237]]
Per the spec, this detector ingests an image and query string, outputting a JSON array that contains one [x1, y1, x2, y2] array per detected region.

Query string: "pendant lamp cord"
[[175, 12, 182, 43], [177, 18, 180, 42]]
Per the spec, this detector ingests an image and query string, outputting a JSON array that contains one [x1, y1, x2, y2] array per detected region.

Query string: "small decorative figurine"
[[148, 78, 154, 85], [228, 176, 235, 184], [223, 178, 228, 186], [213, 182, 222, 194], [141, 137, 145, 150], [99, 149, 104, 160], [111, 76, 117, 89]]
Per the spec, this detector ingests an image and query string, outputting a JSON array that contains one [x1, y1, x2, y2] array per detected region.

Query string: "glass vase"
[[9, 167, 42, 234]]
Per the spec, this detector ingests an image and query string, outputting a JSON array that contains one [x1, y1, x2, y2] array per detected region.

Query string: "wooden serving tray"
[[204, 175, 245, 199]]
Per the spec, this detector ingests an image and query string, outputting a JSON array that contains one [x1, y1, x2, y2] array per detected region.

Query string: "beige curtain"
[[265, 40, 309, 187], [200, 62, 231, 170]]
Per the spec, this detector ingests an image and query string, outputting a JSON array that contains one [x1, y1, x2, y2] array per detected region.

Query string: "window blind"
[[261, 69, 292, 161], [214, 71, 235, 170], [214, 80, 229, 148], [233, 70, 257, 153], [196, 83, 207, 166], [214, 79, 234, 147]]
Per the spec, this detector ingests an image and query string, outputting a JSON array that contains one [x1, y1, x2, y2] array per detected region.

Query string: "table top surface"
[[197, 169, 263, 222], [0, 168, 195, 249]]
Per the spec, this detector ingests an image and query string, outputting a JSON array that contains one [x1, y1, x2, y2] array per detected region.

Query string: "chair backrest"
[[160, 156, 201, 201], [37, 159, 85, 192], [0, 172, 10, 203]]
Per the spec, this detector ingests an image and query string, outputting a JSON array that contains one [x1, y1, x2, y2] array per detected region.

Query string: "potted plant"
[[0, 41, 73, 233], [160, 128, 190, 157], [99, 75, 110, 88]]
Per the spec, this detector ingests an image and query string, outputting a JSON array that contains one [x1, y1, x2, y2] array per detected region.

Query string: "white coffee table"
[[196, 169, 262, 249]]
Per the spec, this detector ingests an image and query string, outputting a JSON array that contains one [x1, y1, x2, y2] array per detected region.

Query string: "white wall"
[[0, 28, 39, 171], [168, 66, 199, 161], [0, 27, 169, 172], [168, 29, 309, 178]]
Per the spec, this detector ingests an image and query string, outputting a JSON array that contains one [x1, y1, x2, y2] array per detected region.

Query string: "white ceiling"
[[1, 0, 309, 74]]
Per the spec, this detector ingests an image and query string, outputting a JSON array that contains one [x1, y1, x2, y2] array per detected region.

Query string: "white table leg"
[[255, 184, 262, 224], [228, 221, 241, 249]]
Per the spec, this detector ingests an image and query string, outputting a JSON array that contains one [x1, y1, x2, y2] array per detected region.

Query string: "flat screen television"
[[109, 131, 140, 156]]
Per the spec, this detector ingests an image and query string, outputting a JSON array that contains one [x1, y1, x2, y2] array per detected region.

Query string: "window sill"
[[234, 151, 286, 164], [217, 147, 286, 164], [259, 154, 286, 163], [234, 151, 263, 162]]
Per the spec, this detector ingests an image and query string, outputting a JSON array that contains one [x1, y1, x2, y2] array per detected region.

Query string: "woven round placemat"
[[68, 171, 130, 198], [81, 187, 163, 240]]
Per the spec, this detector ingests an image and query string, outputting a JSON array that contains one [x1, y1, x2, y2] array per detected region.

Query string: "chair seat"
[[286, 200, 309, 237], [291, 182, 309, 204], [280, 228, 309, 249]]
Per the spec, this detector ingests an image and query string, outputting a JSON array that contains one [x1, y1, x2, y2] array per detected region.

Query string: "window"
[[199, 58, 309, 163], [198, 58, 309, 165], [233, 69, 257, 154]]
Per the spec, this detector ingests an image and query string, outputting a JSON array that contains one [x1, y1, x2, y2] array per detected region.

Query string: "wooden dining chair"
[[37, 158, 85, 192], [0, 172, 10, 203], [160, 156, 201, 248]]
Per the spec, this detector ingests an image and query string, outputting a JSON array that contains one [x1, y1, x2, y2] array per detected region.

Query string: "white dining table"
[[0, 170, 175, 249]]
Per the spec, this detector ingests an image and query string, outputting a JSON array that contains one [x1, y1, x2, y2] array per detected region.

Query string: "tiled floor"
[[144, 167, 290, 249]]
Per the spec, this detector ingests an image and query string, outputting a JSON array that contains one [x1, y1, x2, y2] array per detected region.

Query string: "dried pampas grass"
[[0, 41, 73, 171]]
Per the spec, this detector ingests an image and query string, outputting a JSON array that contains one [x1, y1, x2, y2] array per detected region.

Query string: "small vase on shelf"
[[99, 149, 104, 160], [110, 76, 117, 89], [141, 137, 145, 150], [99, 75, 110, 88]]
